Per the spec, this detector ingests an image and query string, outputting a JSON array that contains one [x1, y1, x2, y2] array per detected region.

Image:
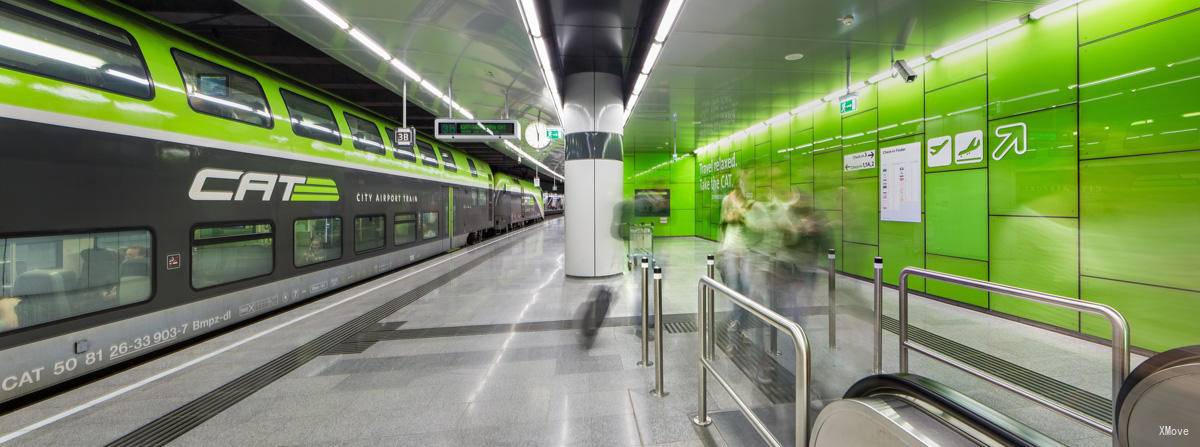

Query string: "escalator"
[[811, 373, 1063, 447]]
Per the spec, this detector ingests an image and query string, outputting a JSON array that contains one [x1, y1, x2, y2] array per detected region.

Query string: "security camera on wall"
[[894, 59, 918, 83]]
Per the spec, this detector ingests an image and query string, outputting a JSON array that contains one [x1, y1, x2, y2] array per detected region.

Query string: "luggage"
[[577, 286, 613, 349]]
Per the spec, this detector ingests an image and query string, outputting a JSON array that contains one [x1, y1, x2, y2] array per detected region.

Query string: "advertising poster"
[[880, 142, 922, 222]]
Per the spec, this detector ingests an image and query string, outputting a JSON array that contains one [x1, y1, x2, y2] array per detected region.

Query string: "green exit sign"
[[839, 96, 858, 114], [546, 128, 562, 140]]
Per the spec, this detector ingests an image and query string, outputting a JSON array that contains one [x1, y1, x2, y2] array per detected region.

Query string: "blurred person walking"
[[717, 171, 754, 346]]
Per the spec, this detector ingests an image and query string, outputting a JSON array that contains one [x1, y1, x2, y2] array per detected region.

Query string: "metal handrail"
[[693, 274, 811, 447], [888, 267, 1130, 441]]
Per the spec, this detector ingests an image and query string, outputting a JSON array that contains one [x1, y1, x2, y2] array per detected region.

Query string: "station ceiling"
[[624, 0, 1047, 155]]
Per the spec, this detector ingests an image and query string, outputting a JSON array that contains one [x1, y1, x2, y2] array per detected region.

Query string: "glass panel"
[[191, 223, 273, 289], [438, 148, 457, 172], [385, 126, 416, 162], [420, 212, 439, 240], [0, 1, 152, 98], [294, 217, 341, 267], [354, 215, 385, 253], [394, 213, 416, 245], [466, 158, 478, 176], [0, 230, 152, 333], [416, 141, 439, 167], [344, 112, 385, 155], [280, 89, 341, 144], [173, 50, 270, 128]]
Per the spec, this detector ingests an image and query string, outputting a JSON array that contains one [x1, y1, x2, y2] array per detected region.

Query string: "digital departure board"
[[433, 119, 521, 141]]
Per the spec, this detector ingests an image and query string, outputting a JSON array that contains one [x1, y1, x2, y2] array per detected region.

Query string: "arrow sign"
[[992, 122, 1028, 160]]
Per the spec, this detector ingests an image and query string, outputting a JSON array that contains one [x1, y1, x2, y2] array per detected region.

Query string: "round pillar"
[[563, 72, 625, 277]]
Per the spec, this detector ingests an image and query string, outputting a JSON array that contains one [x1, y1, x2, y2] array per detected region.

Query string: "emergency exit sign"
[[546, 128, 562, 140], [839, 96, 858, 114]]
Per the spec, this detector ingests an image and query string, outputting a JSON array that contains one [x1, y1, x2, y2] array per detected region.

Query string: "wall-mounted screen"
[[634, 189, 670, 217]]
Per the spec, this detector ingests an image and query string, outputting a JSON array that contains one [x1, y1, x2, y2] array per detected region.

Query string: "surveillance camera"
[[894, 60, 918, 83]]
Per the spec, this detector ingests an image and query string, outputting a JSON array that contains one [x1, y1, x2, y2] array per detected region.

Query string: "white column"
[[563, 72, 625, 277]]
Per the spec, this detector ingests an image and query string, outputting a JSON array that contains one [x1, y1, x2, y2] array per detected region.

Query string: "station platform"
[[0, 218, 1145, 446]]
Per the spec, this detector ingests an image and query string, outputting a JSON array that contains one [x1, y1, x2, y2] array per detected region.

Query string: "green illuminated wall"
[[623, 153, 696, 236], [691, 1, 1200, 352]]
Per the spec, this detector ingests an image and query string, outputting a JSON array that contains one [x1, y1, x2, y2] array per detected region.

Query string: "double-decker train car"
[[491, 172, 544, 232], [0, 0, 544, 403]]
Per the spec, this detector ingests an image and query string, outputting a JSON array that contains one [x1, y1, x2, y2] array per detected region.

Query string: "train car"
[[491, 173, 544, 231], [0, 0, 529, 403], [543, 192, 564, 215]]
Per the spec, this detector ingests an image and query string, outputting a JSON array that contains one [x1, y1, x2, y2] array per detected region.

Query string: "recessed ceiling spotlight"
[[838, 14, 855, 26], [784, 53, 805, 61]]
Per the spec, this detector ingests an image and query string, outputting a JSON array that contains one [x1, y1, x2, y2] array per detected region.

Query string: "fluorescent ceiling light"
[[420, 79, 443, 98], [931, 18, 1023, 59], [627, 92, 640, 109], [519, 0, 542, 37], [1030, 0, 1081, 19], [0, 29, 105, 69], [909, 57, 928, 68], [302, 0, 350, 30], [868, 69, 895, 84], [348, 28, 391, 61], [632, 73, 648, 95], [655, 0, 685, 42], [389, 59, 421, 82], [641, 42, 663, 75], [791, 100, 822, 115], [534, 37, 553, 71], [766, 112, 791, 126], [849, 80, 870, 92], [822, 91, 842, 102], [749, 122, 767, 133]]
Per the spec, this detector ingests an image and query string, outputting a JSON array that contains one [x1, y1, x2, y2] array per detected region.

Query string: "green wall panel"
[[820, 210, 843, 271], [843, 242, 878, 278], [878, 72, 925, 141], [925, 43, 987, 92], [814, 103, 842, 152], [987, 8, 1078, 119], [1079, 11, 1200, 160], [989, 217, 1080, 330], [842, 110, 879, 180], [925, 76, 988, 172], [790, 148, 815, 184], [926, 254, 989, 308], [988, 106, 1079, 217], [926, 169, 988, 260], [1079, 0, 1200, 43], [770, 161, 789, 195], [1081, 276, 1200, 352], [814, 150, 843, 210], [1080, 151, 1200, 291], [843, 177, 879, 245], [880, 220, 925, 291]]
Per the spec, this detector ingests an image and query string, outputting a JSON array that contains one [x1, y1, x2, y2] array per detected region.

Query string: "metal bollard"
[[694, 259, 713, 427], [652, 266, 667, 397], [639, 256, 652, 367], [873, 256, 884, 374], [827, 249, 836, 349], [705, 255, 715, 358]]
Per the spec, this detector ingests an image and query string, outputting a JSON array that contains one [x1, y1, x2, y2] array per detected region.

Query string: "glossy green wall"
[[690, 0, 1200, 352], [624, 153, 696, 237]]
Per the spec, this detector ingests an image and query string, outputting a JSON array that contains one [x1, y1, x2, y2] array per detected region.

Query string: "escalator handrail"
[[845, 373, 1063, 447]]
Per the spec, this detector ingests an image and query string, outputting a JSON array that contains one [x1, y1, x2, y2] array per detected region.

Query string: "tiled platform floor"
[[0, 217, 1144, 446]]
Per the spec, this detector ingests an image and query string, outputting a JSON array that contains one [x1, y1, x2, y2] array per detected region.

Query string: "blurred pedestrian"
[[717, 171, 753, 345]]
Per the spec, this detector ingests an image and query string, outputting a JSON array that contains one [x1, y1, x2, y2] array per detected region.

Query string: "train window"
[[0, 230, 152, 334], [280, 88, 341, 144], [466, 159, 479, 177], [293, 217, 341, 268], [384, 126, 417, 163], [420, 212, 439, 240], [437, 148, 458, 172], [354, 215, 385, 253], [0, 0, 153, 99], [172, 50, 271, 128], [344, 113, 385, 155], [191, 223, 273, 289], [394, 213, 416, 246], [415, 141, 439, 167]]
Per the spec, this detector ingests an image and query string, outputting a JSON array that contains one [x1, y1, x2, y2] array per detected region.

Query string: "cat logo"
[[188, 168, 339, 202]]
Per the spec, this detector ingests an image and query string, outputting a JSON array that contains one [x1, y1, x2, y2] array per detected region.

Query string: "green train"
[[0, 0, 543, 402]]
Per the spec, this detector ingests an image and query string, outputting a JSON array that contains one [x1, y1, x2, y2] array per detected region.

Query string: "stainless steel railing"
[[693, 273, 811, 447], [881, 266, 1130, 441]]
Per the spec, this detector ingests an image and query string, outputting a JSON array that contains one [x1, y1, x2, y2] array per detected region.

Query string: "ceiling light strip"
[[693, 1, 1080, 154], [624, 0, 687, 123], [301, 0, 562, 180]]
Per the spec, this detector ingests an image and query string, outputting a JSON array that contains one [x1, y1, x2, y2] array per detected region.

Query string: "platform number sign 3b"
[[394, 128, 414, 148]]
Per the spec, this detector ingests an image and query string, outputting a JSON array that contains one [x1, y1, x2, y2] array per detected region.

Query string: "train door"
[[447, 187, 456, 249]]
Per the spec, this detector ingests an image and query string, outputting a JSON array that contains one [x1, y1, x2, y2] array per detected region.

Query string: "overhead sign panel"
[[434, 119, 520, 141]]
